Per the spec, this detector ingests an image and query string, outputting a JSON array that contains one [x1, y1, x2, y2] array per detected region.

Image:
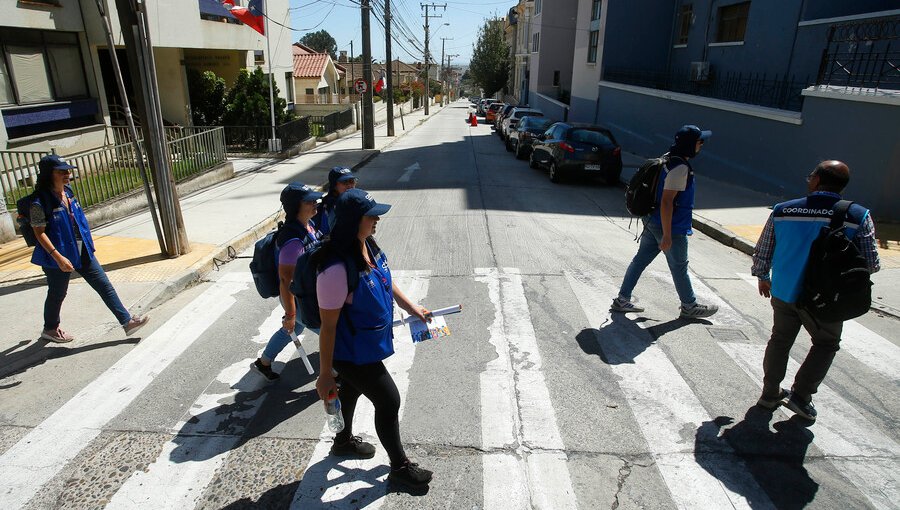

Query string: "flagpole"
[[264, 0, 279, 151]]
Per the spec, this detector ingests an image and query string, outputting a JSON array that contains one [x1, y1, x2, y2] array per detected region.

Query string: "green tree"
[[469, 19, 509, 97], [299, 30, 338, 59], [186, 69, 226, 126], [223, 68, 288, 126]]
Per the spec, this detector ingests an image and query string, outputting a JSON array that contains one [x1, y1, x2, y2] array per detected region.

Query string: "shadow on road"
[[576, 313, 705, 364], [0, 337, 140, 383], [696, 406, 818, 509]]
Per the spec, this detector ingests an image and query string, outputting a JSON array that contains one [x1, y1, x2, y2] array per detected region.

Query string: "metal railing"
[[309, 109, 354, 137], [2, 127, 226, 210], [604, 67, 811, 111], [276, 117, 311, 149], [816, 16, 900, 91]]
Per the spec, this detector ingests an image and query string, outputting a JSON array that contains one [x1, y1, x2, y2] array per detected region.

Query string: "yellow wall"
[[183, 49, 246, 87]]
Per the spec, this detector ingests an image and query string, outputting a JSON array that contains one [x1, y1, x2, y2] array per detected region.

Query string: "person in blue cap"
[[29, 154, 149, 343], [313, 188, 434, 490], [313, 166, 358, 236], [251, 183, 324, 381], [612, 125, 720, 319]]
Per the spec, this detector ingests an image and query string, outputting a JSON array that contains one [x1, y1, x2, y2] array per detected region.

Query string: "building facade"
[[568, 0, 607, 123], [527, 0, 578, 119], [510, 0, 535, 104]]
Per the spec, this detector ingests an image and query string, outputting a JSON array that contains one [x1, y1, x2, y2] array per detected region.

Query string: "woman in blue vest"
[[312, 166, 358, 237], [314, 188, 433, 490], [30, 154, 148, 343], [251, 183, 324, 382]]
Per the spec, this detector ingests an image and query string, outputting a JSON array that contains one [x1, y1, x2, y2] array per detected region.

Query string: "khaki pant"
[[762, 298, 843, 403]]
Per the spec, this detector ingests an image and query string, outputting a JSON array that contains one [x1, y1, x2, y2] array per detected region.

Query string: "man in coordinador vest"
[[751, 160, 880, 422]]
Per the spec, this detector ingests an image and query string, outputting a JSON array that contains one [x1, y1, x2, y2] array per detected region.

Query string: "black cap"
[[674, 125, 712, 144], [280, 183, 324, 209], [39, 154, 76, 174], [328, 167, 357, 190], [335, 188, 391, 220]]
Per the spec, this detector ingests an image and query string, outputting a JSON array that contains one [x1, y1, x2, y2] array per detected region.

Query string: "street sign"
[[354, 79, 368, 94]]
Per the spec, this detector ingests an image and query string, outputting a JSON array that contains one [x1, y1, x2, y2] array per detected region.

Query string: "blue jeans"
[[618, 221, 696, 306], [42, 249, 131, 330], [261, 297, 319, 362]]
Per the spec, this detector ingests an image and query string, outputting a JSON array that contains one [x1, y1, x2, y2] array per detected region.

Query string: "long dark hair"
[[311, 213, 381, 274], [34, 167, 56, 194]]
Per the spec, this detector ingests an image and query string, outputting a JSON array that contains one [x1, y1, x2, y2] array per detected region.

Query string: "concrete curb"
[[133, 103, 444, 314], [691, 214, 756, 256]]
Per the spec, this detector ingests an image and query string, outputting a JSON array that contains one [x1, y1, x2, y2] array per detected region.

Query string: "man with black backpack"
[[612, 125, 719, 319], [751, 161, 880, 422]]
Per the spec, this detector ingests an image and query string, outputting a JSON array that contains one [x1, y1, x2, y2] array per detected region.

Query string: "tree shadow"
[[0, 337, 140, 383], [168, 354, 320, 464], [696, 406, 818, 509], [576, 313, 709, 364]]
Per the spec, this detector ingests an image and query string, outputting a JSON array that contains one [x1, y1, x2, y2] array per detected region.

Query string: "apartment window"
[[535, 0, 541, 15], [591, 0, 601, 21], [676, 4, 693, 45], [254, 50, 265, 64], [716, 2, 750, 43], [553, 70, 560, 87], [532, 32, 540, 53], [587, 30, 599, 63], [0, 28, 88, 106], [305, 88, 314, 95]]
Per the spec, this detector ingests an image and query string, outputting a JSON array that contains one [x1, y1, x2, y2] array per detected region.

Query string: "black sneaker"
[[784, 392, 817, 422], [388, 460, 433, 489], [330, 436, 376, 459], [756, 388, 789, 409], [250, 359, 279, 383]]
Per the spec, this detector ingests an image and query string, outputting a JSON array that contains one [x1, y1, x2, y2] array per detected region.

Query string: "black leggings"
[[333, 359, 407, 468]]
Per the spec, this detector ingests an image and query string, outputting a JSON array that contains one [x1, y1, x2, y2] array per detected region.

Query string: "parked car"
[[509, 117, 556, 160], [494, 104, 517, 132], [529, 122, 623, 184], [485, 103, 505, 123], [477, 98, 497, 116], [501, 108, 544, 144]]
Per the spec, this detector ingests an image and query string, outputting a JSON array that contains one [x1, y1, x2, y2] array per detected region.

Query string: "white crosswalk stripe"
[[650, 270, 751, 327], [0, 273, 252, 510], [565, 269, 774, 509], [720, 342, 900, 509]]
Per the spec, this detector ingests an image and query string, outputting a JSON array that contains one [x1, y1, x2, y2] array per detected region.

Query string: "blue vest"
[[650, 157, 695, 235], [771, 192, 869, 303], [334, 246, 394, 364], [31, 187, 95, 269]]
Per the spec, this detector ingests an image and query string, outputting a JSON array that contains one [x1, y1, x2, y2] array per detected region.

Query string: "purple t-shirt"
[[317, 263, 354, 308], [277, 224, 316, 265]]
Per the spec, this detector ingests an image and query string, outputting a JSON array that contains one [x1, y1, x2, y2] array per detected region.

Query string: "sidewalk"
[[0, 103, 446, 342], [620, 152, 900, 318]]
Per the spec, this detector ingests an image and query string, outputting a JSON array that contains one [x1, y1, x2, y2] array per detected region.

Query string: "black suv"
[[509, 116, 555, 160]]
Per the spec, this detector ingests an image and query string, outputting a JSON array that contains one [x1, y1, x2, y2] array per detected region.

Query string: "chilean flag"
[[222, 0, 266, 36], [374, 71, 386, 94]]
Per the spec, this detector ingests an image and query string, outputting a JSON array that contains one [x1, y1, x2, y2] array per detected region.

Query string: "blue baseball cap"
[[675, 125, 712, 144], [280, 183, 324, 208], [39, 154, 76, 174], [328, 167, 357, 189], [335, 188, 391, 219]]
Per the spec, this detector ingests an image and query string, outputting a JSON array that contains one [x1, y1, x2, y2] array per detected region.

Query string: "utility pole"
[[351, 40, 360, 129], [361, 0, 375, 149], [385, 0, 395, 136], [115, 0, 189, 256], [263, 0, 279, 152], [421, 3, 445, 115], [440, 37, 452, 106]]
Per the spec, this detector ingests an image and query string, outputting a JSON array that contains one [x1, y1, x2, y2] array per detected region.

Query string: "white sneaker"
[[610, 297, 645, 313], [679, 303, 719, 319]]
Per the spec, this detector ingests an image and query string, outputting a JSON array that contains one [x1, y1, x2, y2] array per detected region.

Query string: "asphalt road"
[[1, 102, 898, 509]]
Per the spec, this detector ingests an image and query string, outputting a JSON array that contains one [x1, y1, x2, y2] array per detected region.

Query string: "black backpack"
[[250, 222, 284, 298], [290, 246, 359, 330], [798, 200, 872, 322], [15, 190, 54, 247], [625, 157, 668, 216]]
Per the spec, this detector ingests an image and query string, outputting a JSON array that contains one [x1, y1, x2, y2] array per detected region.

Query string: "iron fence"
[[276, 117, 311, 149], [604, 67, 811, 111], [309, 109, 354, 137], [190, 117, 311, 154], [816, 16, 900, 91], [2, 127, 226, 210]]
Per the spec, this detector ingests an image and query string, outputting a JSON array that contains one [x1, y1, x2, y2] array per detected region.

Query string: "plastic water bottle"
[[325, 393, 345, 433]]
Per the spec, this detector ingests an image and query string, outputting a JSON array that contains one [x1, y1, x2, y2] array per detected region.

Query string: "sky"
[[285, 0, 516, 65]]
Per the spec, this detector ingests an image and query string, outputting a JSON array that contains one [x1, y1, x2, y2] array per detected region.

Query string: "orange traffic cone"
[[470, 113, 478, 127]]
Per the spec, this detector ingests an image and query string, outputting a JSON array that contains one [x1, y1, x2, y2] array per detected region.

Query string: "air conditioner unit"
[[690, 61, 710, 82]]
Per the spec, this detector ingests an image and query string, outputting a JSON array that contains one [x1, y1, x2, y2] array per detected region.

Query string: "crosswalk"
[[1, 267, 897, 509]]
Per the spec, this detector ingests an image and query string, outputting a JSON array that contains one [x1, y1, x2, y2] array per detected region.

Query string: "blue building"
[[588, 1, 900, 219]]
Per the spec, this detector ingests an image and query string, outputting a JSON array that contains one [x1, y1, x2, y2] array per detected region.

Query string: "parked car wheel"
[[505, 139, 513, 152], [605, 170, 622, 186], [549, 162, 561, 183], [514, 141, 524, 159], [529, 153, 539, 169]]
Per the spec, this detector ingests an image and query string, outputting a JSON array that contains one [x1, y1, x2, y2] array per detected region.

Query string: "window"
[[532, 32, 540, 53], [676, 4, 693, 45], [535, 0, 541, 15], [284, 72, 294, 103], [305, 88, 314, 95], [553, 70, 560, 87], [591, 0, 601, 21], [0, 28, 88, 106], [587, 30, 599, 63], [716, 2, 750, 43], [254, 50, 265, 64]]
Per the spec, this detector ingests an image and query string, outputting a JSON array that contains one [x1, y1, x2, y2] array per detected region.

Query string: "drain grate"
[[706, 327, 749, 341]]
